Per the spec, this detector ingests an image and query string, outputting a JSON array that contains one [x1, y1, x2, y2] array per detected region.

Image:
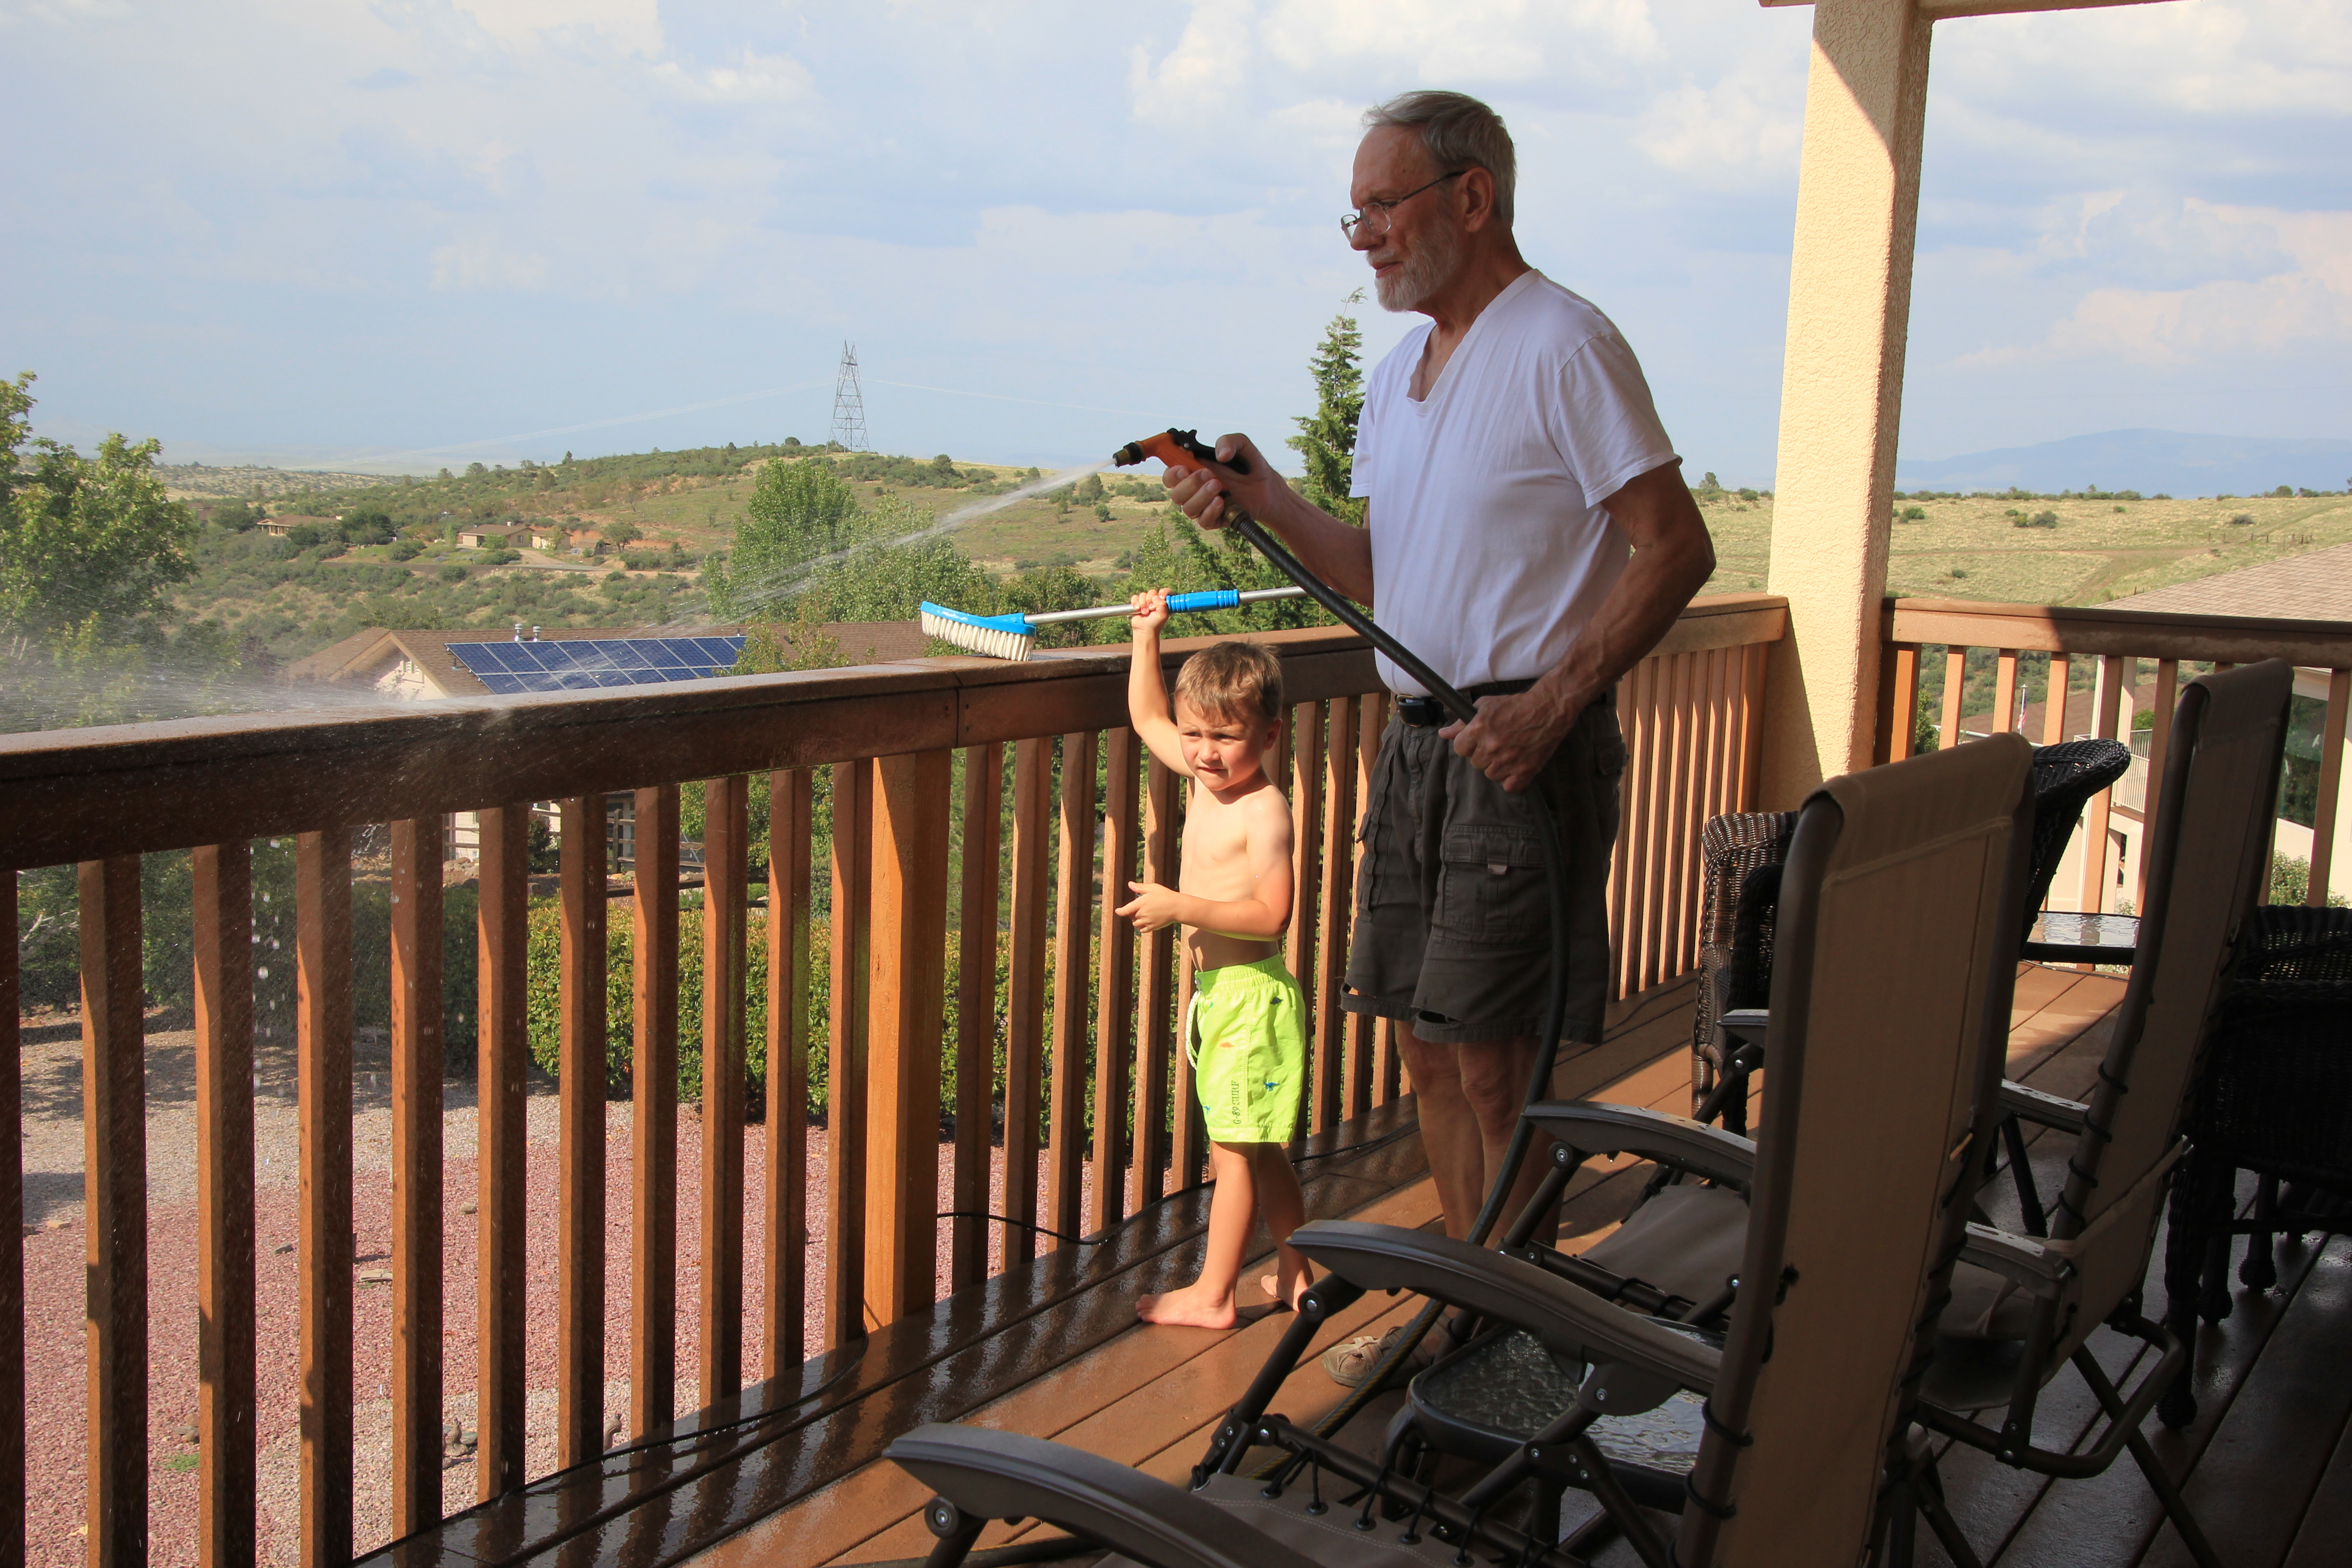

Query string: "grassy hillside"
[[1696, 487, 2352, 604], [166, 440, 2352, 671]]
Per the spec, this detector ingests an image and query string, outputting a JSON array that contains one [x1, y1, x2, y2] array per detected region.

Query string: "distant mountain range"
[[1894, 430, 2352, 497]]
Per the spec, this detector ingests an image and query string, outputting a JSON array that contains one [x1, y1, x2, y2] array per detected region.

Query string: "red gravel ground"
[[19, 1013, 1106, 1567]]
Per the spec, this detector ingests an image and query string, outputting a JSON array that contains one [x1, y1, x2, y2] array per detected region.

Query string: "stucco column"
[[1759, 0, 1934, 804]]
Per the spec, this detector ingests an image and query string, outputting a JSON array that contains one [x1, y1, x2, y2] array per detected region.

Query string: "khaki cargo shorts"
[[1340, 692, 1626, 1045]]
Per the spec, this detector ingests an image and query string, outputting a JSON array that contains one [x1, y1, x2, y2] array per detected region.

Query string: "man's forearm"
[[1538, 519, 1715, 715]]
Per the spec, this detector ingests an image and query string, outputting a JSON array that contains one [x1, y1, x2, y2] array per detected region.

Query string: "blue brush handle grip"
[[1164, 589, 1242, 613]]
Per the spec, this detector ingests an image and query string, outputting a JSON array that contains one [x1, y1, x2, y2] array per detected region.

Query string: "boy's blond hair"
[[1174, 639, 1284, 730]]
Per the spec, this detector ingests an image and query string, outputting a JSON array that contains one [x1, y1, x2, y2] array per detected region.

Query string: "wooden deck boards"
[[693, 966, 2352, 1568]]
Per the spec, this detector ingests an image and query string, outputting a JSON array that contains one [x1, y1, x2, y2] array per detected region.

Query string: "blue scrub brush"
[[918, 586, 1306, 661]]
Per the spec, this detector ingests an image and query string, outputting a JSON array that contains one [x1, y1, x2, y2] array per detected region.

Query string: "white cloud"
[[652, 47, 813, 104], [1129, 0, 1258, 125], [1633, 62, 1801, 187], [1960, 201, 2352, 368], [430, 241, 549, 291], [446, 0, 663, 56]]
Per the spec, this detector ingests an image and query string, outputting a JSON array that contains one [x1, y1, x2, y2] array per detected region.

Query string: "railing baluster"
[[557, 798, 607, 1465], [1130, 756, 1178, 1213], [1045, 731, 1096, 1251], [865, 750, 953, 1322], [2043, 654, 2072, 745], [951, 748, 1003, 1292], [1285, 703, 1325, 1089], [1660, 654, 1699, 981], [631, 784, 681, 1435], [2311, 672, 2352, 906], [2078, 658, 2128, 923], [0, 871, 19, 1568], [1938, 646, 1967, 752], [476, 805, 529, 1499], [1350, 693, 1383, 1112], [296, 828, 353, 1567], [767, 770, 814, 1364], [1617, 660, 1657, 996], [1643, 656, 1690, 991], [1884, 642, 1921, 762], [825, 760, 872, 1345], [1001, 741, 1051, 1270], [1740, 640, 1769, 809], [2140, 659, 2180, 912], [702, 776, 750, 1394], [1172, 942, 1201, 1188], [1992, 650, 2021, 734], [388, 823, 442, 1533], [193, 843, 255, 1566], [1089, 731, 1139, 1233], [1315, 694, 1357, 1132], [81, 855, 146, 1568]]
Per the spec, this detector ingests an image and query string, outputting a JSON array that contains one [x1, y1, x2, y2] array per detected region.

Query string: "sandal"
[[1319, 1323, 1435, 1388]]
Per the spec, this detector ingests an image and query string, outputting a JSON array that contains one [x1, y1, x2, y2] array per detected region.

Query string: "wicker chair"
[[2159, 902, 2352, 1426], [1691, 738, 2134, 1141]]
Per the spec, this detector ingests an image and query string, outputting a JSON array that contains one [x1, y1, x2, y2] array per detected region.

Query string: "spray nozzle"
[[1111, 428, 1253, 476]]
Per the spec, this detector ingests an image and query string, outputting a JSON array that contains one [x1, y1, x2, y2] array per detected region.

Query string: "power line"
[[829, 342, 870, 452]]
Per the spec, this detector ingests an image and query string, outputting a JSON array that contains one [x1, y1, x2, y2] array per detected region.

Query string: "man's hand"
[[1129, 588, 1171, 637], [1162, 432, 1285, 532], [1440, 686, 1583, 794], [1115, 880, 1187, 933]]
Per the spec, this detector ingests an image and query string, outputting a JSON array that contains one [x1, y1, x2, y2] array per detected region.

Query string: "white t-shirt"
[[1348, 270, 1679, 696]]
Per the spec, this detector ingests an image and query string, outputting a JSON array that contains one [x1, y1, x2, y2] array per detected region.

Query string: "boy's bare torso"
[[1179, 775, 1285, 972]]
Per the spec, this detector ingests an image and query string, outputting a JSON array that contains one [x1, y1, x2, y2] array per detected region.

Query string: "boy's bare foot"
[[1136, 1280, 1240, 1329], [1258, 1270, 1314, 1311]]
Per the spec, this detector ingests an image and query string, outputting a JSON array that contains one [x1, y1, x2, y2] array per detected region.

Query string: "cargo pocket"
[[1432, 823, 1548, 944]]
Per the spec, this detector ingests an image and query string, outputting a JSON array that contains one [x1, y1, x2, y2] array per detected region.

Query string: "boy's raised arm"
[[1126, 590, 1189, 775]]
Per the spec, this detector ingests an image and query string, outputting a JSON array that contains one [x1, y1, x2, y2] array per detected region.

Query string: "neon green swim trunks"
[[1187, 955, 1307, 1145]]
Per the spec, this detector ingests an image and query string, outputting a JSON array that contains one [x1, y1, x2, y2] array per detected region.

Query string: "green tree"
[[0, 372, 196, 642], [1287, 294, 1367, 526], [706, 457, 862, 619]]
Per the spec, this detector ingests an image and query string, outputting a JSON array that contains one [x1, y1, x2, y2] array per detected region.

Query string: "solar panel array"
[[447, 636, 748, 695]]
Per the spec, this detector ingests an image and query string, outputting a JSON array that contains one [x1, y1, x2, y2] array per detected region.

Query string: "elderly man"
[[1162, 89, 1716, 1369]]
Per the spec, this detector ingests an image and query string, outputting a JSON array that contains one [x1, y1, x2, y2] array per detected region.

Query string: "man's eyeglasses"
[[1340, 169, 1465, 241]]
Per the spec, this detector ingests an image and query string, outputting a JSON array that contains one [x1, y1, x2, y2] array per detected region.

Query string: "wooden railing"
[[1881, 597, 2352, 910], [0, 593, 1784, 1566]]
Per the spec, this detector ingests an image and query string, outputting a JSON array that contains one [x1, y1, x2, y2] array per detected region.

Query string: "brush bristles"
[[920, 606, 1035, 662]]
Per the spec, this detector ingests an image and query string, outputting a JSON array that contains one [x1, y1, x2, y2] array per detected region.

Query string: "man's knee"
[[1396, 1025, 1462, 1089], [1454, 1039, 1535, 1117]]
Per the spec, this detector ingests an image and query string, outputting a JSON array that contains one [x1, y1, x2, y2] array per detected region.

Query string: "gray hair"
[[1363, 90, 1516, 229]]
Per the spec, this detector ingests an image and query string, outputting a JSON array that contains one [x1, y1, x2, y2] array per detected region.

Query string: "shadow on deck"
[[375, 966, 2352, 1568]]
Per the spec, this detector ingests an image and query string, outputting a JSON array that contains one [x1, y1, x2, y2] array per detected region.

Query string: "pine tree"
[[1287, 293, 1367, 526]]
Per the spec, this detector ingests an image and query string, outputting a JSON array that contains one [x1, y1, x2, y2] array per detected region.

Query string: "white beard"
[[1375, 218, 1465, 313]]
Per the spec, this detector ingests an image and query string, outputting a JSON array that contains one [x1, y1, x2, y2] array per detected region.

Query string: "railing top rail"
[[1889, 596, 2352, 668], [0, 594, 1786, 868]]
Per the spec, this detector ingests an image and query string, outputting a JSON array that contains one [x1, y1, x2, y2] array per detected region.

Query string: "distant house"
[[529, 526, 564, 549], [256, 514, 334, 538], [457, 523, 529, 548]]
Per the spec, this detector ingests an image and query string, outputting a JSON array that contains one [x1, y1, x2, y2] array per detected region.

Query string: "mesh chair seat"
[[1407, 1327, 1710, 1512]]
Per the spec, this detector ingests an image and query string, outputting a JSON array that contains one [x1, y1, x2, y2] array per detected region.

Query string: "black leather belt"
[[1396, 679, 1538, 727]]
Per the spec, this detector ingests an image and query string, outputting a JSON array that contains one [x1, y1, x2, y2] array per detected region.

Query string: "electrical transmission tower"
[[829, 341, 870, 451]]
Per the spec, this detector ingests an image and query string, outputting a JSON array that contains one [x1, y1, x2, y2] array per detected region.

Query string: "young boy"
[[1118, 590, 1313, 1329]]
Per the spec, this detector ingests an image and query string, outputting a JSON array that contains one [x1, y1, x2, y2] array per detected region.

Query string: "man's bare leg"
[[1138, 1140, 1256, 1328], [1453, 1034, 1557, 1240], [1397, 1022, 1490, 1240]]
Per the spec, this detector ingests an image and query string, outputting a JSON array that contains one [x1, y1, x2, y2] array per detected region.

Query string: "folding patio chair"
[[1687, 736, 2133, 1230], [1907, 662, 2291, 1568], [888, 733, 2036, 1568]]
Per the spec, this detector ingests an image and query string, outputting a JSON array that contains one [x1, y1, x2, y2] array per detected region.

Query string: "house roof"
[[2100, 543, 2352, 621], [286, 620, 929, 697]]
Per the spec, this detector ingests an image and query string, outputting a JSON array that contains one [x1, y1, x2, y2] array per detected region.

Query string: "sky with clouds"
[[1, 0, 2344, 485]]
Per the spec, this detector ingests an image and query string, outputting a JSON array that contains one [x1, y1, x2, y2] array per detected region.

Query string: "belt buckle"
[[1399, 696, 1445, 728]]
